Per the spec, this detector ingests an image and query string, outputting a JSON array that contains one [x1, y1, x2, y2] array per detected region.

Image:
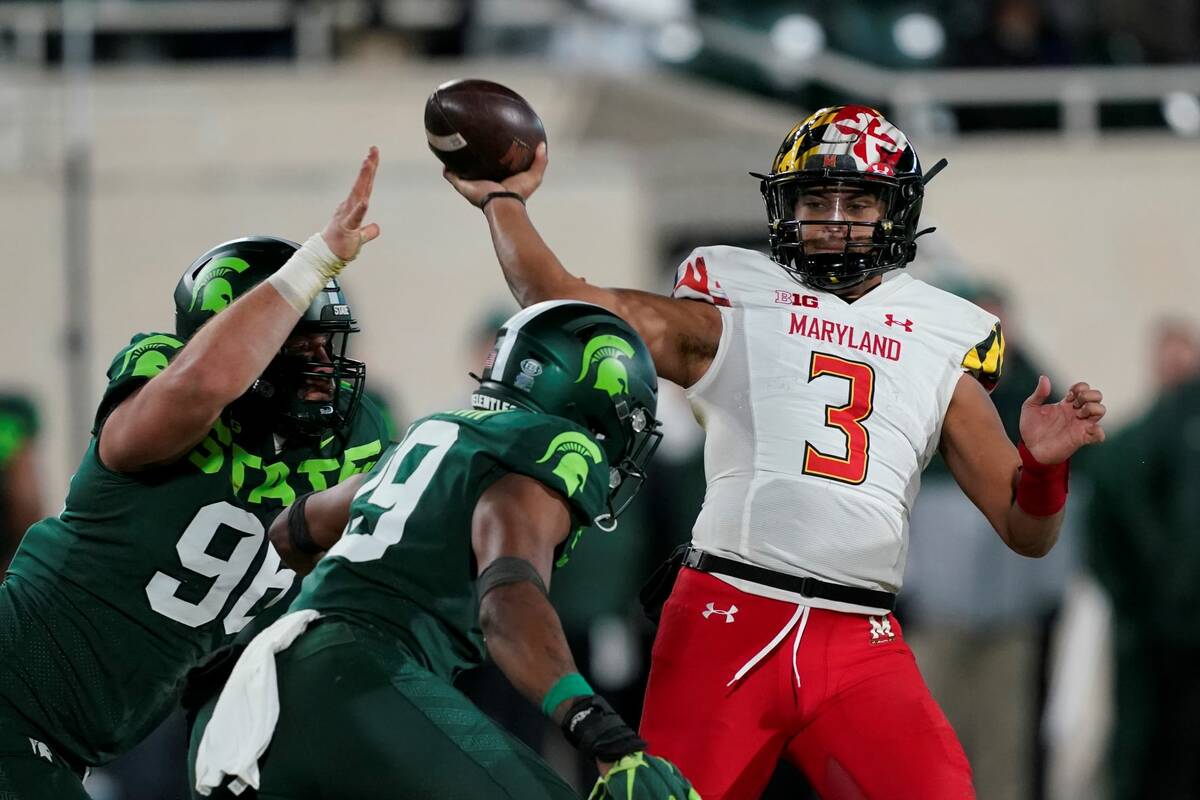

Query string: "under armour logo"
[[869, 616, 895, 644], [884, 314, 913, 332], [702, 602, 738, 623], [29, 738, 52, 763]]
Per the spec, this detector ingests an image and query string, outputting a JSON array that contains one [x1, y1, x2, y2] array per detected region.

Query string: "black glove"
[[560, 695, 646, 763]]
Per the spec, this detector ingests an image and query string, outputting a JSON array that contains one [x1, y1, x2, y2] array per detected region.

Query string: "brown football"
[[424, 79, 546, 182]]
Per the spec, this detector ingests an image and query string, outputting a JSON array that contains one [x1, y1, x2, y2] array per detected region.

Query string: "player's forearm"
[[161, 284, 300, 410], [482, 199, 606, 309], [267, 475, 363, 574], [999, 504, 1063, 558], [479, 582, 583, 721], [99, 284, 303, 472]]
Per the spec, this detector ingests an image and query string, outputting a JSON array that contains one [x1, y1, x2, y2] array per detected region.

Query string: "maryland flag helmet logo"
[[753, 105, 945, 292]]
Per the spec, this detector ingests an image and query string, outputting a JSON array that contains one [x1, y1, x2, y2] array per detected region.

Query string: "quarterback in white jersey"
[[444, 104, 1105, 800], [673, 244, 1002, 606]]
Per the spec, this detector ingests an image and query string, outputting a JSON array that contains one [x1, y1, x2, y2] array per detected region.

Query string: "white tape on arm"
[[266, 233, 346, 314]]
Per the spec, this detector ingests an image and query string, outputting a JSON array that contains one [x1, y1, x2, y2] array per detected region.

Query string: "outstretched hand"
[[443, 142, 549, 208], [323, 146, 382, 262], [1019, 376, 1106, 464], [589, 752, 701, 800]]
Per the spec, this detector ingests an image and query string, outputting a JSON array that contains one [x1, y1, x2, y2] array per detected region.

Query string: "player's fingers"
[[344, 199, 368, 229], [1073, 388, 1103, 407], [358, 221, 381, 244], [1076, 401, 1105, 419], [1024, 375, 1052, 406], [347, 147, 378, 204], [1087, 422, 1106, 443], [1066, 381, 1091, 402], [639, 762, 670, 798], [441, 167, 473, 196], [361, 145, 379, 199]]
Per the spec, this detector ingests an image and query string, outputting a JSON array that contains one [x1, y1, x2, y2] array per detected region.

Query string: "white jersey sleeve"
[[671, 249, 731, 307]]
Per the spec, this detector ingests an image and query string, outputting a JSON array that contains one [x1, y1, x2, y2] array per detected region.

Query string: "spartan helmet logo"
[[536, 431, 603, 497], [575, 335, 637, 398], [189, 256, 252, 314]]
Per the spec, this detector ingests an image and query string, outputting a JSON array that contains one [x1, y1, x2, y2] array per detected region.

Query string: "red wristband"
[[1015, 441, 1069, 517]]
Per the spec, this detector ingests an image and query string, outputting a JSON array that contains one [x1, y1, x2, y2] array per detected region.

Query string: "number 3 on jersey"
[[802, 352, 875, 485]]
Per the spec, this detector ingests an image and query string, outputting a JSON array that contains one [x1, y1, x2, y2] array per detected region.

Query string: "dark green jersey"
[[295, 408, 608, 683], [0, 332, 388, 766]]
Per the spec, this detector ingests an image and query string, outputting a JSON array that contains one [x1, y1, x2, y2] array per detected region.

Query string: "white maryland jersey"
[[673, 246, 1003, 612]]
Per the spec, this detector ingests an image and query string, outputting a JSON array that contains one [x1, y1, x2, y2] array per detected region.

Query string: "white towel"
[[194, 609, 323, 796]]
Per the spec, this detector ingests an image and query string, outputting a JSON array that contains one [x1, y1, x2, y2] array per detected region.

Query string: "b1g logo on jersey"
[[775, 290, 819, 308]]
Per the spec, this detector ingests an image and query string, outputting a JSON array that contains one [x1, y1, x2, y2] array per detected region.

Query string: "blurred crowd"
[[3, 275, 1197, 799], [18, 0, 1200, 69]]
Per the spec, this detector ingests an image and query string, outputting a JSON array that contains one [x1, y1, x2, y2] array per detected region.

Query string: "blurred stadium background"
[[0, 1, 1197, 798]]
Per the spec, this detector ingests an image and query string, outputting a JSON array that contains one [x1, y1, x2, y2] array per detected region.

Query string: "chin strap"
[[922, 158, 949, 185]]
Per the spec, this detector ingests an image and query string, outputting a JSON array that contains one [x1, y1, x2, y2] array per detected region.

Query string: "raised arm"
[[444, 145, 721, 388], [99, 148, 382, 473], [940, 373, 1105, 557], [266, 473, 366, 575]]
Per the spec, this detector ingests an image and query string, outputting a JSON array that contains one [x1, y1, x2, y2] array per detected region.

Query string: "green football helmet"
[[173, 235, 365, 440], [473, 301, 661, 528]]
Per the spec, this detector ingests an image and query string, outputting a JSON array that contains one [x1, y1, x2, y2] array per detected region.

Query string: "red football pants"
[[640, 569, 973, 800]]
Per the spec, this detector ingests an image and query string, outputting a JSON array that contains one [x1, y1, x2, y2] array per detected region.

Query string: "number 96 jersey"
[[673, 247, 1003, 608], [0, 333, 389, 767]]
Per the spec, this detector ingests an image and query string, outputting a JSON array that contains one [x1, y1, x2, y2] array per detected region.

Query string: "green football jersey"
[[0, 332, 388, 766], [295, 407, 609, 683]]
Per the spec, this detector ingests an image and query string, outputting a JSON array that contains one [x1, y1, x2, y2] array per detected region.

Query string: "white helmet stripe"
[[490, 299, 604, 377]]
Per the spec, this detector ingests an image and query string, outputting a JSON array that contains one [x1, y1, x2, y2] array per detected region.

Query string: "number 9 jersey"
[[673, 247, 1003, 608], [0, 332, 389, 768]]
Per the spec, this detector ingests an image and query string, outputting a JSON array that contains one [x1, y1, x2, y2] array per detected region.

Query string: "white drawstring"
[[727, 604, 806, 687], [790, 606, 812, 688]]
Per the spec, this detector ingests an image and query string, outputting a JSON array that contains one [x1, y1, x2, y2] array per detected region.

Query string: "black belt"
[[682, 547, 896, 612]]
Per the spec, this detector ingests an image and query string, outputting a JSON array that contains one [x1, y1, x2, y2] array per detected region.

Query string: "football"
[[424, 79, 546, 182]]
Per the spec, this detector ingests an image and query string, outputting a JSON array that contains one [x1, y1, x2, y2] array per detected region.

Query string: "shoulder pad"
[[95, 333, 186, 432], [488, 411, 610, 526]]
